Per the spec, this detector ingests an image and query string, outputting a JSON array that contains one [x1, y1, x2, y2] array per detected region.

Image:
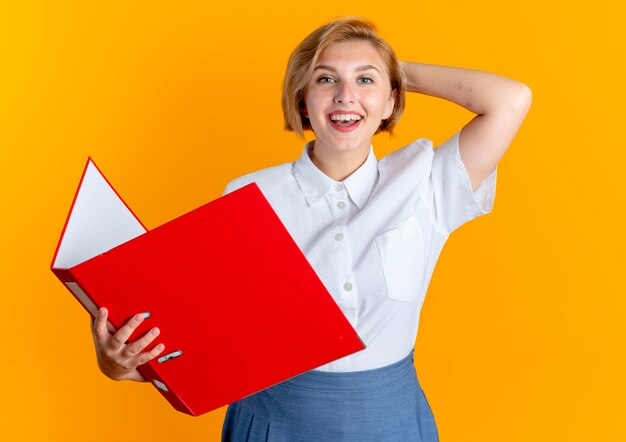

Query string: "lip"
[[328, 110, 364, 117], [327, 110, 364, 134], [329, 118, 362, 133]]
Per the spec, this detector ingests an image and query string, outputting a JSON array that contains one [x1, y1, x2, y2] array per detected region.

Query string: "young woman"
[[91, 18, 531, 441]]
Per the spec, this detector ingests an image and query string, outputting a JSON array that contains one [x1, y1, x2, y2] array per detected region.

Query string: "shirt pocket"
[[374, 215, 424, 303]]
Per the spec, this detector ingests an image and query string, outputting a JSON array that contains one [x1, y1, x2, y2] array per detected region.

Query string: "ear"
[[383, 89, 396, 120]]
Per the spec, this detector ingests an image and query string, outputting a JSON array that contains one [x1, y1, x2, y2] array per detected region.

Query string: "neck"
[[308, 141, 370, 181]]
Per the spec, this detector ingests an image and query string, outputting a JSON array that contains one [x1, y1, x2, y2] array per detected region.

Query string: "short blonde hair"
[[282, 18, 406, 138]]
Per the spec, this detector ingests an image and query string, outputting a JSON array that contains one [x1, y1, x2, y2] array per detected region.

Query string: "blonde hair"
[[282, 18, 406, 138]]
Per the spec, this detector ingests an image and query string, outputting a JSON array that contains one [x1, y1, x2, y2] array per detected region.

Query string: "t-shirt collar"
[[293, 141, 379, 210]]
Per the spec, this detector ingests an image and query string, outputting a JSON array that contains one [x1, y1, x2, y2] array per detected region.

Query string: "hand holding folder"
[[52, 159, 365, 416], [91, 308, 164, 382]]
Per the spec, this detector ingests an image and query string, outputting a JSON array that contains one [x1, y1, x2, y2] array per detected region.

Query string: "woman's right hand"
[[91, 307, 165, 382]]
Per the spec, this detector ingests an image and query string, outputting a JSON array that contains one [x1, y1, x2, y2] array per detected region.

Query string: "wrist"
[[399, 61, 422, 93]]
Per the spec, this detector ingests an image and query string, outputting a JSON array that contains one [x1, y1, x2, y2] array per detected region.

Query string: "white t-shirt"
[[223, 130, 497, 372]]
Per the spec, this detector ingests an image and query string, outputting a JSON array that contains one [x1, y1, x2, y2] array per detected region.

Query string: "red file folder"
[[51, 158, 365, 416]]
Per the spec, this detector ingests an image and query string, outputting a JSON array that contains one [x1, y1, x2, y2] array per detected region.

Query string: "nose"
[[334, 81, 356, 104]]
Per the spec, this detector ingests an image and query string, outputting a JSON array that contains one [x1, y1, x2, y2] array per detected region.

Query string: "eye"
[[317, 76, 336, 84], [358, 77, 374, 84]]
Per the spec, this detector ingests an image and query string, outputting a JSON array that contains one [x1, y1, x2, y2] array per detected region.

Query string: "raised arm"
[[400, 62, 532, 191]]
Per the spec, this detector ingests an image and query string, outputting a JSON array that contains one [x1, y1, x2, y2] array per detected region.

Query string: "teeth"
[[330, 113, 362, 121]]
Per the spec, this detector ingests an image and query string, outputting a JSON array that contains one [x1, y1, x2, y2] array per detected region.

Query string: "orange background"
[[2, 1, 625, 440]]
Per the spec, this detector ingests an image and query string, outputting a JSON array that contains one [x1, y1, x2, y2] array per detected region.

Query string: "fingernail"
[[151, 327, 160, 336], [135, 314, 144, 322], [156, 344, 165, 351]]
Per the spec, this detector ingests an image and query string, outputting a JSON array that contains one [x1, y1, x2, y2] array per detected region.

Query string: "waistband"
[[277, 349, 416, 392]]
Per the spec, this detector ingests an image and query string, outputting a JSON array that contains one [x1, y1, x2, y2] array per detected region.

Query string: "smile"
[[328, 112, 363, 133]]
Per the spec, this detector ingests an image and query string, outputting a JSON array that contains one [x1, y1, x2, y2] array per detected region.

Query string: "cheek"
[[306, 88, 331, 108], [363, 93, 392, 118], [302, 100, 326, 130], [304, 96, 333, 125]]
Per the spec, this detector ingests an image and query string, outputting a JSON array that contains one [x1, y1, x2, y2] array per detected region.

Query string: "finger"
[[109, 313, 145, 350], [93, 307, 110, 343], [125, 327, 160, 357], [135, 343, 166, 366]]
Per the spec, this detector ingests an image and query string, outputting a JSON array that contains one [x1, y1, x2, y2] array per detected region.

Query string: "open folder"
[[51, 159, 365, 416]]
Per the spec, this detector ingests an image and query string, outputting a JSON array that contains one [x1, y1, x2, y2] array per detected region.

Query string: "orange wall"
[[2, 1, 625, 440]]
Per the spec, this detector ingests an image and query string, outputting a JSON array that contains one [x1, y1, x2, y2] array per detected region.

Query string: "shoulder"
[[223, 162, 295, 196], [380, 138, 434, 165], [378, 138, 435, 179]]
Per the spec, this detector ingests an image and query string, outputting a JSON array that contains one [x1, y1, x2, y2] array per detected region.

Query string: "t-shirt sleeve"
[[425, 130, 497, 236], [222, 181, 233, 196], [222, 177, 249, 196], [222, 176, 252, 196]]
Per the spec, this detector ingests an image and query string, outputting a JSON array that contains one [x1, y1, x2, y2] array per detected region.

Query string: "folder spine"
[[52, 269, 100, 318], [137, 364, 195, 415], [52, 267, 195, 415]]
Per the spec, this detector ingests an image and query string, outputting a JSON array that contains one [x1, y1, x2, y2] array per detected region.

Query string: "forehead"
[[316, 40, 386, 70]]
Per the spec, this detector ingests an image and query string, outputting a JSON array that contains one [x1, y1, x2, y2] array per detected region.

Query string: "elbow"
[[510, 83, 533, 114], [485, 82, 533, 117]]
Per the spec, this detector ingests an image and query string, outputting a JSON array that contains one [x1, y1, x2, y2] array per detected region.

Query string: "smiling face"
[[303, 40, 396, 158]]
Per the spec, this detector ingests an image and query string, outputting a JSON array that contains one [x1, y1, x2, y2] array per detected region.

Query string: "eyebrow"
[[313, 64, 381, 73]]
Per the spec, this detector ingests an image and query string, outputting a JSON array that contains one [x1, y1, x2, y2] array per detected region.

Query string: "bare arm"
[[400, 62, 532, 190]]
